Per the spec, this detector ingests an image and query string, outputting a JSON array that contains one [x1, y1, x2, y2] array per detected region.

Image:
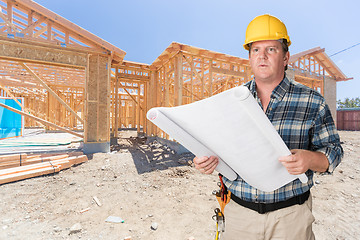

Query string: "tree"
[[337, 97, 360, 109]]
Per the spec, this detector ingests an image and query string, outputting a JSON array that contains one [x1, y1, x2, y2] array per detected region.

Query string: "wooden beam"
[[20, 62, 84, 124], [117, 73, 150, 81], [0, 37, 87, 68], [0, 82, 47, 129], [7, 2, 13, 33], [122, 87, 143, 110], [0, 102, 83, 138], [33, 25, 47, 38], [182, 85, 201, 101], [0, 4, 16, 33], [201, 57, 204, 99], [164, 67, 170, 107], [209, 60, 213, 96], [21, 15, 46, 34], [144, 81, 148, 133], [0, 83, 24, 109], [14, 0, 126, 59], [114, 67, 119, 137], [136, 85, 140, 133], [211, 67, 247, 78], [190, 56, 194, 102], [174, 54, 183, 106], [182, 55, 208, 93]]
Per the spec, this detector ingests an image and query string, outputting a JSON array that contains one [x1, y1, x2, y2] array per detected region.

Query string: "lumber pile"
[[0, 152, 87, 185]]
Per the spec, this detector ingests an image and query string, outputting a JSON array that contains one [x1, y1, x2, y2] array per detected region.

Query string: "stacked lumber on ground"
[[0, 153, 28, 169], [0, 152, 87, 185]]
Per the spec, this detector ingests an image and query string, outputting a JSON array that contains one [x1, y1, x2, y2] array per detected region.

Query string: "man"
[[193, 14, 343, 239]]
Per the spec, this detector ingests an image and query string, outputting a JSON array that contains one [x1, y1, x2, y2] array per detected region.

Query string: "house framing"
[[0, 0, 352, 152]]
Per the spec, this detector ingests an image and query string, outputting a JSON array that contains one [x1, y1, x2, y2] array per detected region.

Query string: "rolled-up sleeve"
[[311, 102, 343, 173]]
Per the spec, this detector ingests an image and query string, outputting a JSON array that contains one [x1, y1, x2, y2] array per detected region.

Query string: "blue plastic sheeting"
[[0, 98, 23, 139]]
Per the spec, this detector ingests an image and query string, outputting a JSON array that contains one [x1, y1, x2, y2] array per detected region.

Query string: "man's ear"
[[284, 51, 290, 66]]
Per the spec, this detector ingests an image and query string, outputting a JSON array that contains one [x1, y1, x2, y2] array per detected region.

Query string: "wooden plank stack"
[[0, 152, 88, 185]]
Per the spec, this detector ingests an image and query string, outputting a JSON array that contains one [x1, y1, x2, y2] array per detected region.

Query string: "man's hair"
[[248, 39, 289, 70]]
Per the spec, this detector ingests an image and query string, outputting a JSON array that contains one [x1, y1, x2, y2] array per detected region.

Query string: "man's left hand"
[[279, 149, 329, 174]]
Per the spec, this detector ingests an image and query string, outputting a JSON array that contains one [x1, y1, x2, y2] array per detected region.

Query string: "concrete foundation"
[[83, 141, 110, 154]]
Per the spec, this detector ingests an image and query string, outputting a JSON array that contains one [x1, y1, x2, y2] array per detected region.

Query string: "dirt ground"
[[0, 130, 359, 240]]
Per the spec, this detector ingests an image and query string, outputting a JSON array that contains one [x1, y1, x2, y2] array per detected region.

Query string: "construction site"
[[0, 0, 359, 239]]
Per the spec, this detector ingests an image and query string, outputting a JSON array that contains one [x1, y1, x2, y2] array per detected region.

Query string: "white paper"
[[147, 86, 307, 192]]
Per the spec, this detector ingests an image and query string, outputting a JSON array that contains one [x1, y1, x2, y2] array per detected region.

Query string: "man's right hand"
[[193, 156, 219, 174]]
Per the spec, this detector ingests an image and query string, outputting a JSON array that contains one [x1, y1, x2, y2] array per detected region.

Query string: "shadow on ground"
[[110, 136, 195, 174]]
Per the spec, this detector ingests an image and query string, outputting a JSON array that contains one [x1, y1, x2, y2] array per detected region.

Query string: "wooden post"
[[201, 57, 205, 99], [136, 84, 140, 133], [191, 56, 194, 102], [47, 22, 52, 41], [144, 82, 148, 134], [114, 67, 119, 138], [174, 53, 183, 106], [165, 67, 170, 107], [46, 91, 51, 130], [149, 70, 157, 136], [7, 2, 13, 33], [209, 60, 213, 97], [28, 10, 34, 37], [84, 54, 111, 153]]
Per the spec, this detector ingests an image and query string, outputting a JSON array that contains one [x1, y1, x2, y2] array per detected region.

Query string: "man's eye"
[[268, 47, 276, 52]]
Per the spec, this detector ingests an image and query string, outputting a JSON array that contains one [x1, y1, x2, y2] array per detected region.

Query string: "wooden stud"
[[20, 62, 84, 123]]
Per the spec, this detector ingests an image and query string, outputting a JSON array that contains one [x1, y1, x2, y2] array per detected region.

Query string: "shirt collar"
[[248, 75, 291, 101]]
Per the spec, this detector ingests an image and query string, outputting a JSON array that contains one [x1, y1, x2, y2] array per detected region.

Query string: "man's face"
[[249, 40, 289, 84]]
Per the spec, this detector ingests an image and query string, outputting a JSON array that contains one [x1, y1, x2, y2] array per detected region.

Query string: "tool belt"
[[213, 174, 231, 239], [230, 190, 310, 214]]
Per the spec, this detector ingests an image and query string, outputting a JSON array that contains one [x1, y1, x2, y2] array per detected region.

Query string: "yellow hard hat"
[[243, 14, 291, 50]]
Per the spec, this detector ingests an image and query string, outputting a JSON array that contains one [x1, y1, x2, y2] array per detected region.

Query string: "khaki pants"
[[222, 194, 315, 240]]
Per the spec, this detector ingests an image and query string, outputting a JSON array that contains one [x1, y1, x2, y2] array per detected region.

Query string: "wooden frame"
[[145, 43, 351, 140], [0, 1, 351, 148], [0, 0, 125, 148]]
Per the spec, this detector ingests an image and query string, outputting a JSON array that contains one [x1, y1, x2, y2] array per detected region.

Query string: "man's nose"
[[258, 49, 268, 59]]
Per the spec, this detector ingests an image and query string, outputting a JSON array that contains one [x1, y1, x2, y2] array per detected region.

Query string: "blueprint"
[[147, 86, 307, 192]]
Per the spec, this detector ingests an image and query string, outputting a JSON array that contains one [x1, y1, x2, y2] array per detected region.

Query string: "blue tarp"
[[0, 98, 23, 139]]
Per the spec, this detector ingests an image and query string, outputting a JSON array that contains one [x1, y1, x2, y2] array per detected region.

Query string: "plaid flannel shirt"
[[222, 76, 343, 203]]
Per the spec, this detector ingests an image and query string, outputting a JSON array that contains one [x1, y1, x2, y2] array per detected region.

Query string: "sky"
[[35, 0, 360, 101]]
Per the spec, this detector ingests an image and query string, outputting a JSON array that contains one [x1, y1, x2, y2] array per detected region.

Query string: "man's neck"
[[255, 76, 284, 111]]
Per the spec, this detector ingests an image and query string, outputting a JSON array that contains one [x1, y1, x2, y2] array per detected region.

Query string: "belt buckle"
[[257, 203, 266, 214]]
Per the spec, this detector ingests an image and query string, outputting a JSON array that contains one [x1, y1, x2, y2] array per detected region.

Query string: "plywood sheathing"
[[0, 36, 88, 67], [84, 54, 111, 143]]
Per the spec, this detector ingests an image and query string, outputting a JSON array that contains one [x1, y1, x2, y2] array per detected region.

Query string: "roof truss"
[[289, 47, 352, 82], [0, 0, 126, 63]]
